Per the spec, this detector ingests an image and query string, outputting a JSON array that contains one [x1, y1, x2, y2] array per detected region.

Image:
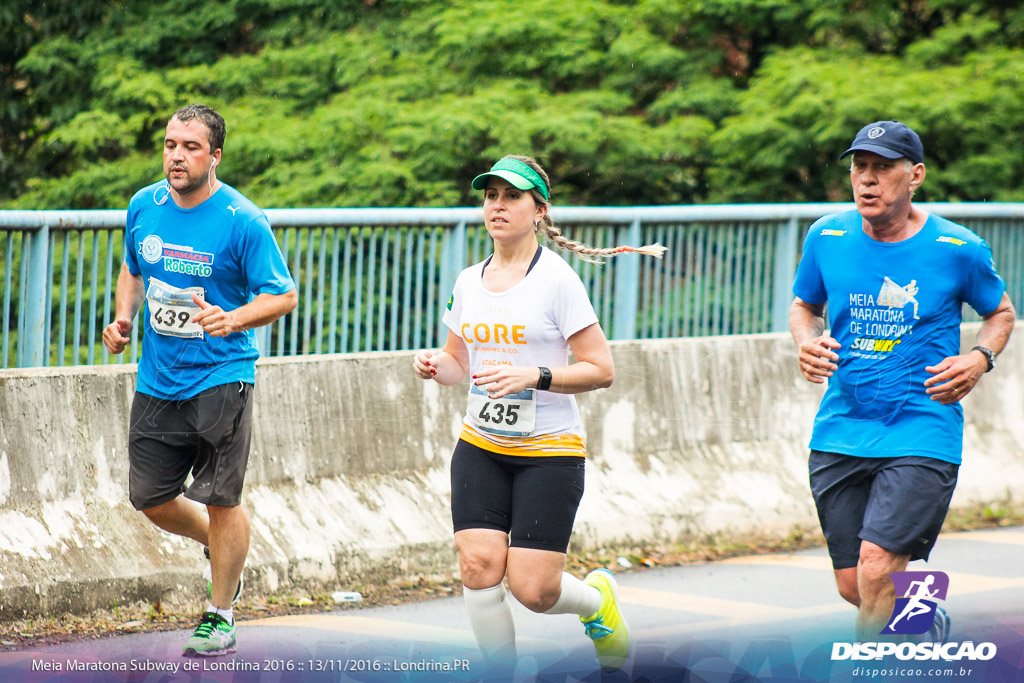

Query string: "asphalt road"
[[3, 527, 1024, 682]]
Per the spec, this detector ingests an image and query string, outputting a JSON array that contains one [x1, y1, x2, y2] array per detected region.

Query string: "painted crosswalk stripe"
[[245, 614, 478, 648], [941, 530, 1024, 545], [245, 614, 553, 652], [716, 555, 832, 571], [619, 586, 839, 620]]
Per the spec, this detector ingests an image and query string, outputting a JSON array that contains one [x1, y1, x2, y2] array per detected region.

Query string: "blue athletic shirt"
[[792, 210, 1005, 464], [125, 181, 295, 400]]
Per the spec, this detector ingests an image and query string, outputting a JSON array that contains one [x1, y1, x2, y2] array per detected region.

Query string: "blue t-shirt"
[[125, 181, 295, 400], [792, 211, 1005, 464]]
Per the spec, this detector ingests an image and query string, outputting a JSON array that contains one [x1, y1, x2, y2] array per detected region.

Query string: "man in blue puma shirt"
[[790, 121, 1014, 642], [103, 104, 296, 656]]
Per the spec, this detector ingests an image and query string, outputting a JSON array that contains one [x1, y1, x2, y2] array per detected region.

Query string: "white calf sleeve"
[[463, 583, 517, 662], [543, 572, 602, 617]]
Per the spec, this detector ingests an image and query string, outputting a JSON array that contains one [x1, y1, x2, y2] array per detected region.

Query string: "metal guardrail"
[[3, 203, 1024, 369]]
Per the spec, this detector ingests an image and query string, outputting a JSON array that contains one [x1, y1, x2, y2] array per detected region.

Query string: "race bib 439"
[[146, 276, 205, 339]]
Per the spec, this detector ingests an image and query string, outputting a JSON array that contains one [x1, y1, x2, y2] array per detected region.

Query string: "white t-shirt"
[[442, 246, 599, 457]]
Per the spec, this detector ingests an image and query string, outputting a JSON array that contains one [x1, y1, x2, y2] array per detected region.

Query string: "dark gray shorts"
[[128, 382, 254, 511], [809, 450, 959, 569]]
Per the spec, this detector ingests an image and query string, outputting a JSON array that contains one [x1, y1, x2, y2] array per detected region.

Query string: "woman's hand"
[[473, 365, 540, 399], [413, 350, 439, 380]]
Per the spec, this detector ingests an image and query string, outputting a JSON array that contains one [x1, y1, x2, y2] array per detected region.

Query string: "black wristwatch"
[[971, 346, 996, 372], [536, 366, 552, 391]]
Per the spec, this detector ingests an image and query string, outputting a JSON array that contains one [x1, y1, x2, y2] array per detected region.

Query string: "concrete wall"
[[1, 326, 1021, 620]]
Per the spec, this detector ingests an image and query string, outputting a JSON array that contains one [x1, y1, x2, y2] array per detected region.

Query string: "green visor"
[[471, 158, 549, 201]]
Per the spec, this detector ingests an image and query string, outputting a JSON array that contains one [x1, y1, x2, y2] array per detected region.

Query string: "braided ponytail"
[[505, 155, 668, 264], [539, 222, 668, 263]]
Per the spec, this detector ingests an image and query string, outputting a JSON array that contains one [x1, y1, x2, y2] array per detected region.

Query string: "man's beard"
[[166, 168, 207, 196]]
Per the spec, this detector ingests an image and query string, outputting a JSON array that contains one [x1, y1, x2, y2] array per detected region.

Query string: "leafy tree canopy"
[[3, 0, 1024, 208]]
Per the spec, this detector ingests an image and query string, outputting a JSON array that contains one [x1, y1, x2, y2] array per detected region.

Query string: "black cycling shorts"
[[809, 450, 959, 569], [450, 438, 585, 553], [128, 381, 254, 511]]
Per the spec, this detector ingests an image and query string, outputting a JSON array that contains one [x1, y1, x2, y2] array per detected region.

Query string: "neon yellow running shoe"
[[580, 569, 630, 671]]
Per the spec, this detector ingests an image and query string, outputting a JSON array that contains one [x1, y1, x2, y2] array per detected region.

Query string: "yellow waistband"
[[459, 425, 586, 458]]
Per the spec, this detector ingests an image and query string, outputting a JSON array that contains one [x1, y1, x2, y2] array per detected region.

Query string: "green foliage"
[[708, 46, 1024, 203], [3, 0, 1024, 209]]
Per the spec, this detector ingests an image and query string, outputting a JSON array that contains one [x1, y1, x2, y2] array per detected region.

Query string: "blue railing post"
[[438, 221, 466, 332], [612, 219, 641, 340], [771, 216, 800, 333], [24, 224, 50, 367], [255, 325, 270, 357]]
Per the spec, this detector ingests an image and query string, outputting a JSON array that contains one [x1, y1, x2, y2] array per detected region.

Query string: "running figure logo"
[[882, 571, 949, 635], [877, 276, 921, 320]]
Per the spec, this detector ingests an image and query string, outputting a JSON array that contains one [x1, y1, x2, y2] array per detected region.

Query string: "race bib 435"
[[466, 384, 537, 437]]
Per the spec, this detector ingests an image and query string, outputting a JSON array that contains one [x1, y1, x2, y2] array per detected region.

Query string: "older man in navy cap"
[[788, 121, 1015, 642]]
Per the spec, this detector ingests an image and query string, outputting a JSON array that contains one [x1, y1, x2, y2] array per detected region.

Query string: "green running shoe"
[[183, 611, 237, 657], [580, 569, 630, 672]]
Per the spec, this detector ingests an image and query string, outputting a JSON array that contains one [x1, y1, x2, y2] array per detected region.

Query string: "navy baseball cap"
[[839, 121, 924, 164]]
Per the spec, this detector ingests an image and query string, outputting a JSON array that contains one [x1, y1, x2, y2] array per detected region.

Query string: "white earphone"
[[154, 181, 171, 206], [207, 156, 218, 193]]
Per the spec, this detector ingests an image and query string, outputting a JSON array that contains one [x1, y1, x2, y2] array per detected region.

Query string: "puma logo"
[[227, 205, 239, 216]]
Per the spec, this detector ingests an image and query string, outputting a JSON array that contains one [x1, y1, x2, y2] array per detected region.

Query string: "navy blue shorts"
[[128, 382, 254, 510], [450, 439, 585, 553], [809, 450, 959, 569]]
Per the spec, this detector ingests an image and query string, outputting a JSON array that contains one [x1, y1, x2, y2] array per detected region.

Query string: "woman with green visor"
[[412, 155, 665, 672]]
